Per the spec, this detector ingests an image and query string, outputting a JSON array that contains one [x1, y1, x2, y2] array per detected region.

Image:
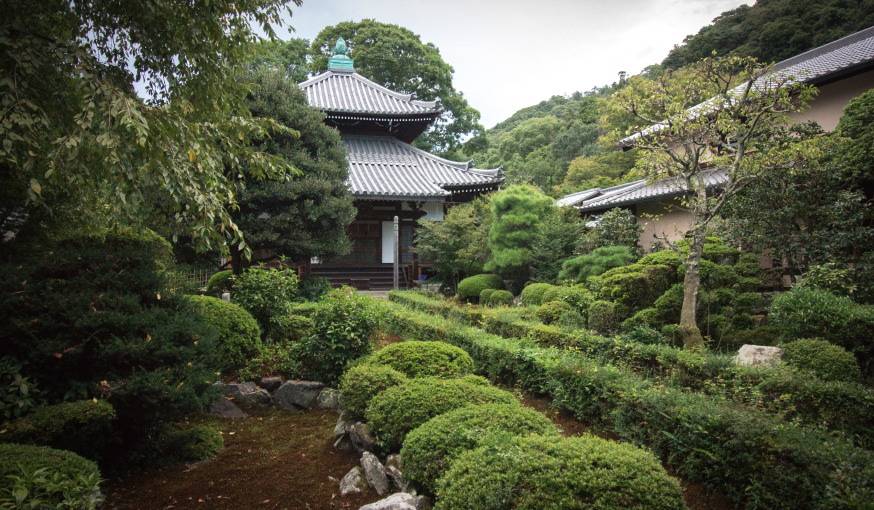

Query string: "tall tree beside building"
[[309, 20, 483, 156], [232, 68, 355, 270], [607, 56, 816, 349]]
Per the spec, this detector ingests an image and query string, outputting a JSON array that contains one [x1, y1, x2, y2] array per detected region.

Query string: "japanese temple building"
[[299, 38, 502, 289]]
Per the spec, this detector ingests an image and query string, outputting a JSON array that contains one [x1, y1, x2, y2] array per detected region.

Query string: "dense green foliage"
[[0, 444, 102, 510], [339, 364, 409, 420], [234, 68, 355, 266], [365, 341, 474, 379], [310, 20, 481, 155], [662, 0, 874, 69], [486, 290, 514, 307], [486, 185, 554, 288], [205, 270, 234, 296], [401, 404, 559, 495], [558, 245, 637, 283], [416, 198, 491, 290], [520, 283, 555, 306], [159, 424, 224, 463], [781, 339, 861, 382], [231, 267, 299, 333], [529, 206, 586, 282], [183, 296, 262, 373], [365, 376, 518, 451], [581, 208, 641, 252], [294, 288, 378, 385], [1, 400, 115, 462], [456, 274, 504, 302], [435, 434, 685, 510], [536, 301, 574, 325]]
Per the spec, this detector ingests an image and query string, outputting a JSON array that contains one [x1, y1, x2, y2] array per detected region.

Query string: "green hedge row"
[[374, 298, 874, 510], [389, 291, 874, 448]]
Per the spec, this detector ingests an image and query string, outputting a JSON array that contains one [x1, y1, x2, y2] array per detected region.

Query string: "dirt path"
[[104, 409, 375, 510]]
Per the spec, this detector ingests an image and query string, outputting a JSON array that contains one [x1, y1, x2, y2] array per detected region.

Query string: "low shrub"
[[232, 267, 300, 330], [557, 245, 638, 283], [339, 364, 409, 419], [294, 288, 378, 385], [268, 311, 314, 343], [0, 356, 40, 421], [519, 282, 554, 306], [183, 295, 262, 372], [205, 270, 233, 296], [159, 424, 223, 462], [487, 290, 514, 306], [594, 263, 675, 315], [434, 434, 685, 510], [365, 341, 474, 379], [402, 403, 559, 494], [298, 275, 331, 301], [365, 377, 517, 451], [456, 274, 503, 302], [536, 301, 573, 325], [588, 300, 619, 334], [622, 326, 669, 346], [781, 338, 861, 382], [238, 343, 299, 381], [479, 288, 496, 305], [0, 443, 102, 509], [0, 400, 115, 461]]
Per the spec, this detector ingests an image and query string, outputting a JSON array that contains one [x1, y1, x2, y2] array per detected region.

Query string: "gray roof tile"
[[300, 71, 441, 115]]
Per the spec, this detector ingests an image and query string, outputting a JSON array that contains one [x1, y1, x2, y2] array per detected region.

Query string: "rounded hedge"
[[339, 364, 409, 419], [520, 283, 554, 306], [488, 290, 514, 307], [457, 274, 504, 302], [365, 377, 518, 452], [588, 300, 619, 334], [205, 270, 233, 295], [479, 288, 497, 305], [435, 434, 685, 510], [184, 295, 262, 372], [160, 424, 224, 462], [0, 400, 115, 461], [0, 443, 102, 508], [365, 341, 474, 379], [536, 300, 573, 325], [781, 338, 861, 382], [401, 404, 559, 494]]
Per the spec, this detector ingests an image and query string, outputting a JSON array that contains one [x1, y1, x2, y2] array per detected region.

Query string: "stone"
[[333, 434, 354, 451], [333, 414, 353, 439], [413, 495, 432, 510], [208, 397, 248, 419], [258, 376, 283, 392], [221, 292, 231, 302], [316, 388, 340, 410], [215, 381, 271, 407], [349, 422, 376, 453], [734, 344, 784, 367], [360, 452, 390, 496], [272, 380, 325, 410], [385, 465, 407, 492], [339, 466, 368, 496], [385, 454, 402, 471], [358, 492, 418, 510]]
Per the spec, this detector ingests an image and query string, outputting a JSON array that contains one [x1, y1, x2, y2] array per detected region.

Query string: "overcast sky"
[[279, 0, 749, 128]]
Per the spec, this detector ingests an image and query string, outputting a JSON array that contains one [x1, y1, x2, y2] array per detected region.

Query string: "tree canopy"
[[309, 19, 482, 156]]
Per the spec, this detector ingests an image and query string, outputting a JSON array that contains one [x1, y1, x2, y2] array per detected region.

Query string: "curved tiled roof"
[[343, 135, 502, 200], [300, 70, 442, 116]]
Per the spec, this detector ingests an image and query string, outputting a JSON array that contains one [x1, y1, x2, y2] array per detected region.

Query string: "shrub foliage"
[[365, 341, 474, 379]]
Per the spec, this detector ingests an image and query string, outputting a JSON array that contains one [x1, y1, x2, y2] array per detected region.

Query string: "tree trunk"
[[230, 245, 244, 275], [679, 224, 707, 349]]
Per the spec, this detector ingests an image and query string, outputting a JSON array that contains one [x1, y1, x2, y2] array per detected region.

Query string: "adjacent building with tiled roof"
[[561, 26, 874, 251], [300, 38, 502, 288]]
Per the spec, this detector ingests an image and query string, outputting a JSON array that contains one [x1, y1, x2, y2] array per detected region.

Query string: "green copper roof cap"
[[328, 37, 355, 73]]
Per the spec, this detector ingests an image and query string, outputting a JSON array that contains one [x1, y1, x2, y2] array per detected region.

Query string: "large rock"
[[317, 388, 340, 410], [349, 422, 376, 453], [215, 381, 271, 407], [272, 380, 325, 410], [385, 465, 407, 493], [360, 452, 390, 496], [258, 376, 283, 392], [385, 454, 402, 472], [359, 492, 418, 510], [208, 397, 248, 419], [340, 466, 368, 496], [734, 344, 784, 368]]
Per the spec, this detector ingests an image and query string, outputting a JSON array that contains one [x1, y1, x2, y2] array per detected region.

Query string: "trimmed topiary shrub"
[[488, 290, 514, 306], [479, 288, 497, 305], [520, 283, 554, 306], [0, 443, 102, 509], [435, 434, 685, 510], [268, 311, 314, 342], [588, 300, 619, 335], [536, 301, 573, 325], [781, 339, 861, 382], [365, 341, 474, 379], [205, 270, 233, 296], [558, 245, 638, 283], [232, 267, 300, 330], [402, 403, 559, 494], [159, 424, 224, 462], [0, 400, 115, 461], [339, 364, 409, 420], [183, 295, 262, 372], [457, 274, 504, 302], [365, 377, 518, 451]]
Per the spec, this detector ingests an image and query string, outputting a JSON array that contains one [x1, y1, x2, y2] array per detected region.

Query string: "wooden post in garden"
[[393, 215, 399, 290]]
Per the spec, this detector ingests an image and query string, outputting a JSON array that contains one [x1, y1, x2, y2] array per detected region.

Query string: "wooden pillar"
[[392, 215, 399, 289]]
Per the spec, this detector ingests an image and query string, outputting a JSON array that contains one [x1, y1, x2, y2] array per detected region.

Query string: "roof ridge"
[[347, 73, 440, 109], [389, 136, 501, 174], [773, 25, 874, 72]]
